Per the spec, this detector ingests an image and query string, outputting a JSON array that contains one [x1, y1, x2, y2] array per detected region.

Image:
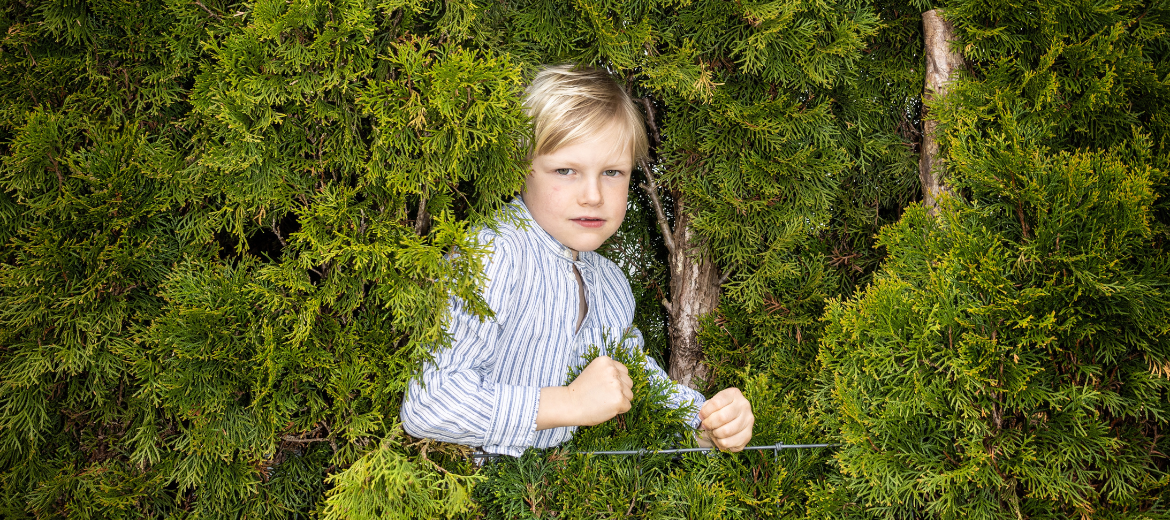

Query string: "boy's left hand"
[[697, 388, 754, 452]]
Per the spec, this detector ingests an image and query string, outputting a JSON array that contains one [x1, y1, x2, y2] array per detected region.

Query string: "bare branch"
[[640, 97, 662, 147], [270, 216, 287, 248], [192, 0, 223, 20], [718, 265, 735, 286], [639, 159, 675, 255], [281, 436, 328, 444], [414, 195, 431, 236], [47, 150, 64, 191], [22, 44, 37, 67]]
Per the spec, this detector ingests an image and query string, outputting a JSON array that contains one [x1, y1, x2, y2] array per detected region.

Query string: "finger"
[[699, 397, 727, 421], [709, 413, 749, 442], [621, 385, 633, 401], [701, 405, 734, 432], [615, 362, 629, 376], [619, 373, 633, 390], [618, 395, 632, 413], [724, 425, 753, 452], [713, 413, 755, 449], [709, 425, 745, 451]]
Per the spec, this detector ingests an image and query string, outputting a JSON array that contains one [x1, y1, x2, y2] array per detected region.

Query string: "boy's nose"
[[578, 175, 603, 206]]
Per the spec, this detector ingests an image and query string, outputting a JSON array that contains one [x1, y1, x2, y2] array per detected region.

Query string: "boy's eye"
[[602, 170, 625, 177], [555, 168, 575, 175]]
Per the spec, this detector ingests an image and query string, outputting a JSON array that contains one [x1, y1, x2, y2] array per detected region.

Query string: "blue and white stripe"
[[400, 198, 705, 456]]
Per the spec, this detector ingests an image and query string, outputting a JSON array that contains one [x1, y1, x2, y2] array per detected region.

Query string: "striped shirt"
[[400, 198, 705, 456]]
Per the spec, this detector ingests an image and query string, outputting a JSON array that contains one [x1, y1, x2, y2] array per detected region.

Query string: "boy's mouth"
[[571, 217, 606, 228]]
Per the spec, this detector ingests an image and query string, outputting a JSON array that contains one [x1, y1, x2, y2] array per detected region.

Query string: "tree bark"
[[638, 97, 722, 391], [664, 200, 721, 390], [639, 160, 720, 391], [920, 9, 963, 214]]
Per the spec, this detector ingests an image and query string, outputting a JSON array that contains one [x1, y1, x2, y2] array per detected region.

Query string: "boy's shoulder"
[[472, 204, 536, 258]]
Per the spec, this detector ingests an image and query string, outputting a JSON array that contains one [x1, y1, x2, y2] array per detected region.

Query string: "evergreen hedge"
[[820, 1, 1170, 518], [1, 0, 1165, 518]]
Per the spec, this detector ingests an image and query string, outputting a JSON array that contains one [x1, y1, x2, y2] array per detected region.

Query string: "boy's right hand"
[[567, 356, 634, 426], [536, 355, 632, 430]]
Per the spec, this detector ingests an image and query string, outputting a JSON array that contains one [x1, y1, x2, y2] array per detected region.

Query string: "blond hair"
[[523, 64, 649, 165]]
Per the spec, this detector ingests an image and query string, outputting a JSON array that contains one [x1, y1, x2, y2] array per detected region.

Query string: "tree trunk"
[[664, 200, 721, 390], [919, 9, 963, 213]]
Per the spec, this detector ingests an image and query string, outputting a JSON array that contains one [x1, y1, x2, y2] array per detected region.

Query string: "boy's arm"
[[536, 355, 633, 430], [623, 329, 754, 451], [400, 236, 543, 451], [400, 297, 542, 449]]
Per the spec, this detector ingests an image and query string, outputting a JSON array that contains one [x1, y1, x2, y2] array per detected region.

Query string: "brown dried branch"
[[639, 158, 676, 256], [640, 97, 662, 147], [192, 0, 223, 20]]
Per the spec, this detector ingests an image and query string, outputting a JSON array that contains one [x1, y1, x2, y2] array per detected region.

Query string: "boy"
[[400, 65, 754, 457]]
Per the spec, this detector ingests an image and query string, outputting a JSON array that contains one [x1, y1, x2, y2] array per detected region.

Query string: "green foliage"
[[820, 1, 1170, 518], [9, 0, 1161, 517], [476, 334, 836, 519], [322, 433, 481, 520], [1, 0, 526, 517]]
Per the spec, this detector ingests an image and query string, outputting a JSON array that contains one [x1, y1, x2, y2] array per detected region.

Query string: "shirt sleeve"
[[399, 235, 541, 450], [623, 328, 707, 429]]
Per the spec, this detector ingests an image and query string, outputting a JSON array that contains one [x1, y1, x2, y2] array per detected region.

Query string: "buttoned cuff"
[[483, 382, 540, 452]]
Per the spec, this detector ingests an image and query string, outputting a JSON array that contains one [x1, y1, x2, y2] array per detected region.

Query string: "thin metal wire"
[[469, 442, 839, 459]]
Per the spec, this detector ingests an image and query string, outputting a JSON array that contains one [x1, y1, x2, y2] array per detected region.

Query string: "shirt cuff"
[[483, 382, 540, 450]]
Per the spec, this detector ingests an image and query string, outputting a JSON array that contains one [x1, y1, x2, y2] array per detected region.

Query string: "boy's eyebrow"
[[551, 159, 633, 170]]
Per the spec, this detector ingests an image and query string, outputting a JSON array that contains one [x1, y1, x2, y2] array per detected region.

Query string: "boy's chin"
[[562, 236, 610, 254]]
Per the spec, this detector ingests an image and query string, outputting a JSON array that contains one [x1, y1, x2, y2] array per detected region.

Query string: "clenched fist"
[[696, 387, 754, 452], [536, 356, 633, 430]]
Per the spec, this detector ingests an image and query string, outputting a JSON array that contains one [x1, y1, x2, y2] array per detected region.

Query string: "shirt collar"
[[511, 196, 590, 264]]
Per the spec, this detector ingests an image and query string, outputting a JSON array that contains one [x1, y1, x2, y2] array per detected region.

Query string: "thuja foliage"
[[0, 0, 931, 518], [1, 0, 525, 517], [820, 1, 1170, 518], [476, 334, 831, 519]]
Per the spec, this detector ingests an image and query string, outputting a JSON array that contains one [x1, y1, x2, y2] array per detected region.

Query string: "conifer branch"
[[192, 0, 223, 20], [718, 266, 735, 286], [414, 196, 431, 236], [270, 216, 287, 248], [639, 97, 662, 146], [639, 160, 675, 256]]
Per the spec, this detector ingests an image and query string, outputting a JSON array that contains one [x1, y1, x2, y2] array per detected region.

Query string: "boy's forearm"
[[535, 386, 577, 430]]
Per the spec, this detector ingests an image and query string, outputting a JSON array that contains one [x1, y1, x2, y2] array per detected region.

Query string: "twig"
[[639, 159, 675, 255], [640, 97, 662, 147], [22, 44, 37, 67], [718, 265, 735, 285], [47, 150, 64, 191], [270, 216, 287, 247], [192, 0, 223, 20], [281, 436, 328, 444]]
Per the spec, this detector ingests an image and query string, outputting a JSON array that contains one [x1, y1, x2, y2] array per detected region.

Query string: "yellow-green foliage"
[[819, 1, 1170, 517], [0, 0, 948, 517]]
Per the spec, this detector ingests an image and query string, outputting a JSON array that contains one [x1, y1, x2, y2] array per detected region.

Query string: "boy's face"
[[523, 123, 633, 255]]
